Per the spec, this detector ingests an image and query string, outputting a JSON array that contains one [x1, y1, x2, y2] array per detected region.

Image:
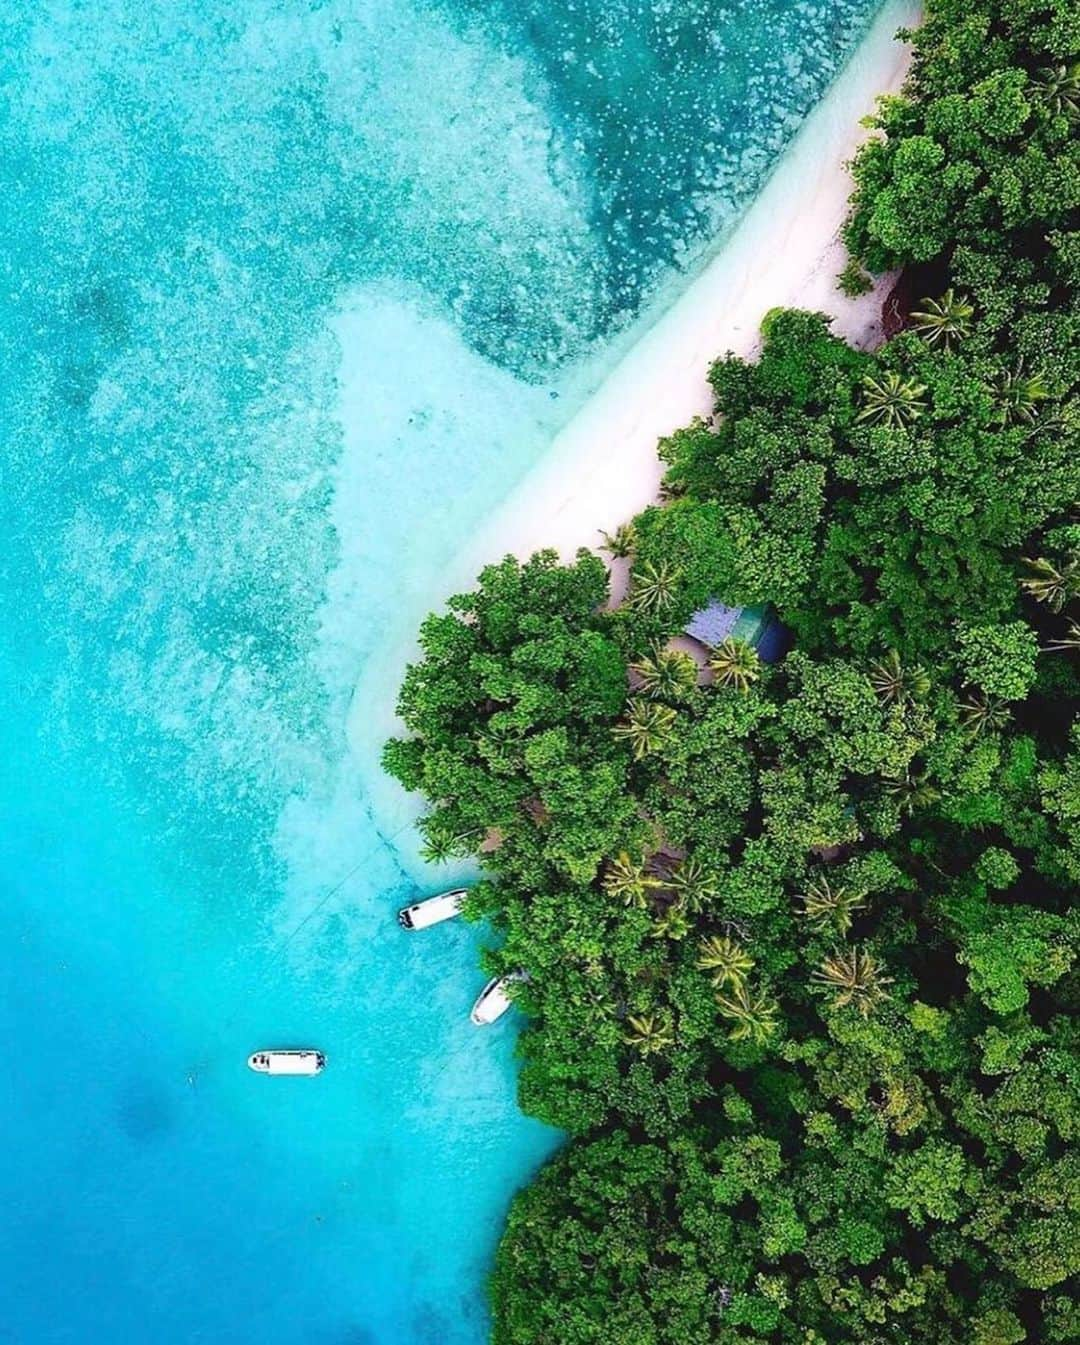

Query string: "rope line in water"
[[206, 819, 420, 1050], [280, 816, 418, 946]]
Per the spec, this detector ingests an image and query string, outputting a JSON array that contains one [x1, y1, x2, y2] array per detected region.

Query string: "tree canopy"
[[385, 2, 1079, 1340]]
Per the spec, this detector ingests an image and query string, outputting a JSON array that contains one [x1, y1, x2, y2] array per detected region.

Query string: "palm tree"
[[797, 878, 866, 936], [868, 649, 930, 706], [420, 833, 456, 865], [602, 851, 660, 909], [883, 769, 941, 815], [715, 982, 779, 1045], [813, 946, 893, 1017], [1041, 618, 1080, 654], [650, 901, 692, 941], [578, 959, 618, 1012], [959, 692, 1011, 739], [627, 559, 682, 614], [1031, 61, 1080, 122], [909, 289, 974, 350], [419, 817, 473, 864], [598, 522, 637, 559], [622, 1009, 675, 1056], [668, 856, 719, 913], [856, 371, 928, 429], [612, 698, 677, 760], [697, 934, 754, 990], [631, 643, 699, 702], [708, 637, 760, 692], [994, 364, 1049, 426], [1020, 552, 1079, 613]]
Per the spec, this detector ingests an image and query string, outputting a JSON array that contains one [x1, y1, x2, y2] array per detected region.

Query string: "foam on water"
[[2, 1, 887, 1341]]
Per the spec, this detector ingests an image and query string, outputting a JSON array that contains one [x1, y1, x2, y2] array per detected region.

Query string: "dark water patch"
[[116, 1080, 176, 1142], [410, 1301, 455, 1345], [311, 1328, 378, 1345], [438, 0, 884, 318]]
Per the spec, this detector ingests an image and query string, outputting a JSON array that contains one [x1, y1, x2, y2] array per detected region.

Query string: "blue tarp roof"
[[684, 600, 742, 647], [684, 600, 788, 664]]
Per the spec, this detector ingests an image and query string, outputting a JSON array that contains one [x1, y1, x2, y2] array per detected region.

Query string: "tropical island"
[[384, 1, 1079, 1342]]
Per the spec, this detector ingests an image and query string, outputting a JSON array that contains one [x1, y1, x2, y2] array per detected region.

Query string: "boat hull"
[[470, 975, 519, 1025], [398, 887, 467, 931], [247, 1049, 325, 1075]]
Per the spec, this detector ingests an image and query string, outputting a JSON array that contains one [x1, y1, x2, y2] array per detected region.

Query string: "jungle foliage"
[[385, 1, 1079, 1340]]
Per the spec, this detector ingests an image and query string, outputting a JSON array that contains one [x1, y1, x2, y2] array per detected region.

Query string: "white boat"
[[470, 972, 526, 1026], [398, 887, 467, 931], [247, 1049, 325, 1076]]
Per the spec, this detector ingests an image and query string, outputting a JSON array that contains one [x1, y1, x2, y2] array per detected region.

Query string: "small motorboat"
[[398, 887, 467, 931], [247, 1049, 326, 1076], [470, 972, 526, 1026]]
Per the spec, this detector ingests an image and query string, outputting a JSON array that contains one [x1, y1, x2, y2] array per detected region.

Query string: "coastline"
[[348, 0, 919, 868]]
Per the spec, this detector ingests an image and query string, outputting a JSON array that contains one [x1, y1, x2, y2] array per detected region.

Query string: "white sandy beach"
[[347, 0, 920, 865]]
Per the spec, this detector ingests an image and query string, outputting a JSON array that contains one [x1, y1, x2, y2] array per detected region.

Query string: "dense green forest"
[[384, 0, 1079, 1340]]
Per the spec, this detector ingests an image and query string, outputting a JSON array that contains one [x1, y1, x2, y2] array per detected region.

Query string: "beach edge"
[[347, 0, 920, 870]]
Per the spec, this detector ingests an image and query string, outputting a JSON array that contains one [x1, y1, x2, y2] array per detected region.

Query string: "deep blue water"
[[2, 2, 884, 1342]]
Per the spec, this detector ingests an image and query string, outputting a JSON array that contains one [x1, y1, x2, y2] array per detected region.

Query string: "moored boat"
[[470, 972, 526, 1026], [247, 1049, 326, 1076], [397, 887, 467, 931]]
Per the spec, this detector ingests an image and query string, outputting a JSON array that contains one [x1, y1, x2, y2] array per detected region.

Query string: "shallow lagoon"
[[2, 2, 885, 1341]]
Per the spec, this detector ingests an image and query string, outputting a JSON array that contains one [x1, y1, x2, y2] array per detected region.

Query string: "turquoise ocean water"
[[2, 3, 883, 1342]]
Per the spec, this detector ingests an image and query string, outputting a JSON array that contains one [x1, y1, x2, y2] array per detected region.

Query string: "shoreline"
[[347, 0, 919, 869]]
